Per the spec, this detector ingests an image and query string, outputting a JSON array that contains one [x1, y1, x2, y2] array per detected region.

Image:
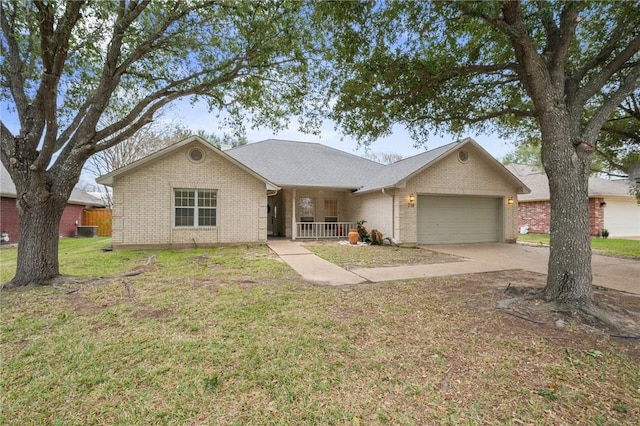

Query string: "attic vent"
[[458, 150, 469, 163], [188, 147, 204, 163]]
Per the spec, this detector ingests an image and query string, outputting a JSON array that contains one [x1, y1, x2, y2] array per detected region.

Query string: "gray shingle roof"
[[506, 163, 635, 200], [227, 138, 529, 194], [356, 142, 459, 193], [1, 163, 105, 206], [226, 139, 384, 189]]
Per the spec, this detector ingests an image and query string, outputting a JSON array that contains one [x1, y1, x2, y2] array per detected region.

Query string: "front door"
[[267, 196, 275, 236]]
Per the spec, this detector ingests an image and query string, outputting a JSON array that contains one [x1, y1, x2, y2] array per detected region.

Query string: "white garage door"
[[605, 199, 640, 237], [417, 196, 502, 244]]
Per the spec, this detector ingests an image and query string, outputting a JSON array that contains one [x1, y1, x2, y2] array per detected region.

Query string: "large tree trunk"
[[6, 190, 68, 287], [540, 117, 593, 309]]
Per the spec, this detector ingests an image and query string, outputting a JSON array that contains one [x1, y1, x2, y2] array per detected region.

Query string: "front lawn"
[[1, 238, 638, 425], [518, 233, 640, 258], [302, 241, 460, 268]]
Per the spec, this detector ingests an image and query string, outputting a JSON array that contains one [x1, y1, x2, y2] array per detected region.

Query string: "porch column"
[[292, 188, 297, 240]]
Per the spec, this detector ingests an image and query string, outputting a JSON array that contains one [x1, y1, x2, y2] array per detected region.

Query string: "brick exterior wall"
[[517, 200, 550, 234], [1, 196, 89, 244], [517, 198, 605, 236], [60, 205, 86, 238], [589, 198, 606, 237], [348, 191, 396, 239], [111, 142, 269, 248], [0, 197, 19, 244]]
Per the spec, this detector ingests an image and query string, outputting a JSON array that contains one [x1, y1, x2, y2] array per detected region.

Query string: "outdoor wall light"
[[600, 201, 607, 207], [408, 194, 416, 208], [507, 197, 514, 205]]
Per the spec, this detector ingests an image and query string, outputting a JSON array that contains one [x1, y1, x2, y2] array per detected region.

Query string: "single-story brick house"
[[1, 163, 105, 244], [97, 136, 530, 249], [506, 164, 640, 238]]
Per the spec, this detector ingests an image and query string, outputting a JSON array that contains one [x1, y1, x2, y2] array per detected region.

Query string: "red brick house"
[[507, 164, 640, 238], [1, 164, 105, 245]]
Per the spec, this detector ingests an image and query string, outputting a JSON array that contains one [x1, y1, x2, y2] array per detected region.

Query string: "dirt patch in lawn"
[[419, 270, 640, 358], [302, 240, 462, 268]]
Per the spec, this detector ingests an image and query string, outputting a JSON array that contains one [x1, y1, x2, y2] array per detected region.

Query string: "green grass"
[[1, 239, 639, 425], [1, 237, 147, 283], [518, 233, 640, 258]]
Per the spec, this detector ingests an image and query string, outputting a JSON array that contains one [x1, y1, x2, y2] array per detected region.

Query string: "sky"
[[170, 98, 516, 162], [1, 96, 517, 188]]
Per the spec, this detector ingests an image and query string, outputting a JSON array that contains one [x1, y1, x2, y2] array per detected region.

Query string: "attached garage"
[[417, 195, 503, 244], [605, 197, 640, 237]]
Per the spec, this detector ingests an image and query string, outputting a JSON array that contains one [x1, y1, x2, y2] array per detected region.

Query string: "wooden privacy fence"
[[82, 208, 112, 236]]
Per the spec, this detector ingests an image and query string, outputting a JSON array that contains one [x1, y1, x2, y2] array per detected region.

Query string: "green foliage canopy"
[[1, 0, 313, 179], [312, 1, 640, 148]]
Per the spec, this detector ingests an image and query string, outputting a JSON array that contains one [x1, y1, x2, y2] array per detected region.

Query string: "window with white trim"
[[299, 197, 315, 222], [174, 189, 217, 227], [324, 199, 338, 222]]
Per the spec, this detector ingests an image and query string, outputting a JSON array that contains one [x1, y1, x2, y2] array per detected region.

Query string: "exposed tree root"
[[497, 285, 640, 338], [2, 255, 158, 290], [122, 255, 157, 276], [573, 301, 640, 338], [2, 274, 66, 290]]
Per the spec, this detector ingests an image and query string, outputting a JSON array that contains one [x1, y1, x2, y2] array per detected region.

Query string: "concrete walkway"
[[267, 240, 364, 285], [267, 240, 640, 295]]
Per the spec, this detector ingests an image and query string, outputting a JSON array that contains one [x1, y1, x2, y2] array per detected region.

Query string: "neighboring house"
[[97, 135, 530, 249], [506, 164, 640, 238], [0, 163, 105, 244]]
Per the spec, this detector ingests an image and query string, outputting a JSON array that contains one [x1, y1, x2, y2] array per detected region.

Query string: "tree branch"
[[583, 64, 640, 142], [571, 27, 631, 85], [74, 0, 152, 138], [55, 100, 92, 152], [0, 121, 16, 167], [548, 4, 579, 83], [619, 94, 640, 119], [92, 70, 209, 142], [594, 147, 630, 175], [576, 33, 640, 108], [537, 0, 558, 43], [600, 125, 640, 144], [410, 107, 535, 125], [92, 94, 185, 152], [31, 0, 85, 171], [0, 2, 29, 123], [499, 1, 559, 110], [382, 62, 517, 101]]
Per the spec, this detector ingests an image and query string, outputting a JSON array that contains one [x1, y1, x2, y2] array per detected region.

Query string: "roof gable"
[[96, 136, 278, 190], [356, 137, 530, 194]]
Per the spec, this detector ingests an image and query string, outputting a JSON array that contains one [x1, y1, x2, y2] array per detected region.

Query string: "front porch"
[[294, 221, 358, 240], [268, 188, 359, 240]]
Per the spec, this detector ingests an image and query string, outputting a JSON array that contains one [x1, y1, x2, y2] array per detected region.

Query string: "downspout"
[[381, 188, 395, 240], [292, 188, 297, 240]]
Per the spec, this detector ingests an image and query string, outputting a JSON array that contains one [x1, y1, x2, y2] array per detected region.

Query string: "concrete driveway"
[[269, 240, 639, 295], [426, 243, 640, 296]]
